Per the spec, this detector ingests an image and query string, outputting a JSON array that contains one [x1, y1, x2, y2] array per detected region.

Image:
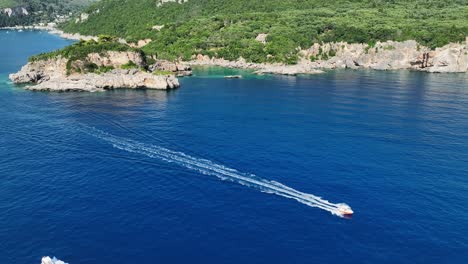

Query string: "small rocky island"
[[10, 37, 191, 92]]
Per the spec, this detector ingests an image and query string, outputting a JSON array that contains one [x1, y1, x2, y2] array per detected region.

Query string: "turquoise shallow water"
[[1, 30, 468, 264]]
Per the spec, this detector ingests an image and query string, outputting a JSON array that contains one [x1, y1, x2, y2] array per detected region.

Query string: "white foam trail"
[[80, 126, 352, 217], [41, 256, 68, 264]]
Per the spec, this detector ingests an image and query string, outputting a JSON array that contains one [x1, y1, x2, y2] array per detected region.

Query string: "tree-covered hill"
[[0, 0, 96, 27], [63, 0, 468, 64]]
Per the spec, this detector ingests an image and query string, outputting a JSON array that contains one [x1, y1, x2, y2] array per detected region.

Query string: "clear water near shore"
[[1, 30, 468, 264]]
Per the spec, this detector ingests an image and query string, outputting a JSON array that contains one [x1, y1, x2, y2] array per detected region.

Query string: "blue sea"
[[1, 30, 467, 264]]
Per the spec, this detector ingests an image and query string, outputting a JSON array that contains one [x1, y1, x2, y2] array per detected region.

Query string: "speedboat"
[[337, 204, 354, 216]]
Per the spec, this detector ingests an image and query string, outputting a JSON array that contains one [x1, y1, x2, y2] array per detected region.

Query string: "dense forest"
[[0, 0, 95, 27], [61, 0, 468, 64]]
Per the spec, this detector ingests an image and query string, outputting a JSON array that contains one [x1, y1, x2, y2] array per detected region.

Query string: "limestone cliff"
[[1, 7, 29, 17], [86, 51, 146, 68], [21, 69, 180, 92], [301, 39, 467, 73]]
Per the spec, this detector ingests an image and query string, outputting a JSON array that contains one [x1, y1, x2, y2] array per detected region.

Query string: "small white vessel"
[[224, 75, 242, 79], [337, 204, 354, 216]]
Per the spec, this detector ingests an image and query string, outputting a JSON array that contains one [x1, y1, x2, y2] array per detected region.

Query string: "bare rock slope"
[[302, 40, 467, 73]]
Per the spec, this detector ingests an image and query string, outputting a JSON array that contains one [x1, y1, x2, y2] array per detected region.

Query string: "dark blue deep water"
[[1, 31, 468, 264]]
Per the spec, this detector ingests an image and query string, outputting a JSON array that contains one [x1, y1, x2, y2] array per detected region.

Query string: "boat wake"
[[41, 256, 68, 264], [80, 125, 352, 217]]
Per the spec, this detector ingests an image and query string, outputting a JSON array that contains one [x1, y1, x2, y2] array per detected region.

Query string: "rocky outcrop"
[[301, 40, 467, 73], [190, 55, 262, 70], [152, 25, 165, 31], [1, 7, 29, 17], [129, 39, 152, 48], [255, 65, 323, 75], [2, 8, 13, 17], [255, 33, 268, 45], [9, 54, 180, 92], [189, 55, 323, 75], [157, 0, 189, 7], [426, 43, 468, 73], [148, 60, 192, 76], [87, 51, 146, 67], [24, 69, 179, 92], [9, 58, 69, 83], [75, 13, 89, 23]]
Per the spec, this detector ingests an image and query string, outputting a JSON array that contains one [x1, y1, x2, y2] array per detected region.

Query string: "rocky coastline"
[[12, 68, 180, 92], [189, 39, 467, 75], [188, 56, 324, 75], [9, 51, 182, 92], [7, 26, 467, 91]]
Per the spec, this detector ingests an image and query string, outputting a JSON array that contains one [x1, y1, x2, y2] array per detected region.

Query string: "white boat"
[[337, 204, 354, 216]]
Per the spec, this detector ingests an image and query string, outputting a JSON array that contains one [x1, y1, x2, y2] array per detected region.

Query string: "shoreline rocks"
[[189, 39, 467, 74], [300, 40, 467, 73], [148, 60, 192, 77], [9, 54, 180, 92], [188, 56, 323, 75], [23, 69, 180, 92]]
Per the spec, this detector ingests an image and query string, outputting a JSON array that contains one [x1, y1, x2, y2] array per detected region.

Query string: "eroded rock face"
[[9, 58, 68, 83], [301, 40, 467, 72], [427, 43, 468, 73], [25, 69, 179, 92], [129, 39, 152, 48], [87, 51, 145, 67], [1, 7, 29, 17], [148, 60, 192, 76], [190, 55, 323, 75], [2, 8, 13, 17]]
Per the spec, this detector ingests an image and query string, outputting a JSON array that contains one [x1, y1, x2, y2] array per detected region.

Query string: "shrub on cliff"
[[29, 39, 134, 62]]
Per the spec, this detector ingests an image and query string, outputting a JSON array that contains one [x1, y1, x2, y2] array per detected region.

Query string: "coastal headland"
[[8, 36, 187, 92]]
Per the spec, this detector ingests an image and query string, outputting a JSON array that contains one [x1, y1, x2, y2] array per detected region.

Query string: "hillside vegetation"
[[0, 0, 96, 27], [0, 0, 17, 8], [61, 0, 467, 64]]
